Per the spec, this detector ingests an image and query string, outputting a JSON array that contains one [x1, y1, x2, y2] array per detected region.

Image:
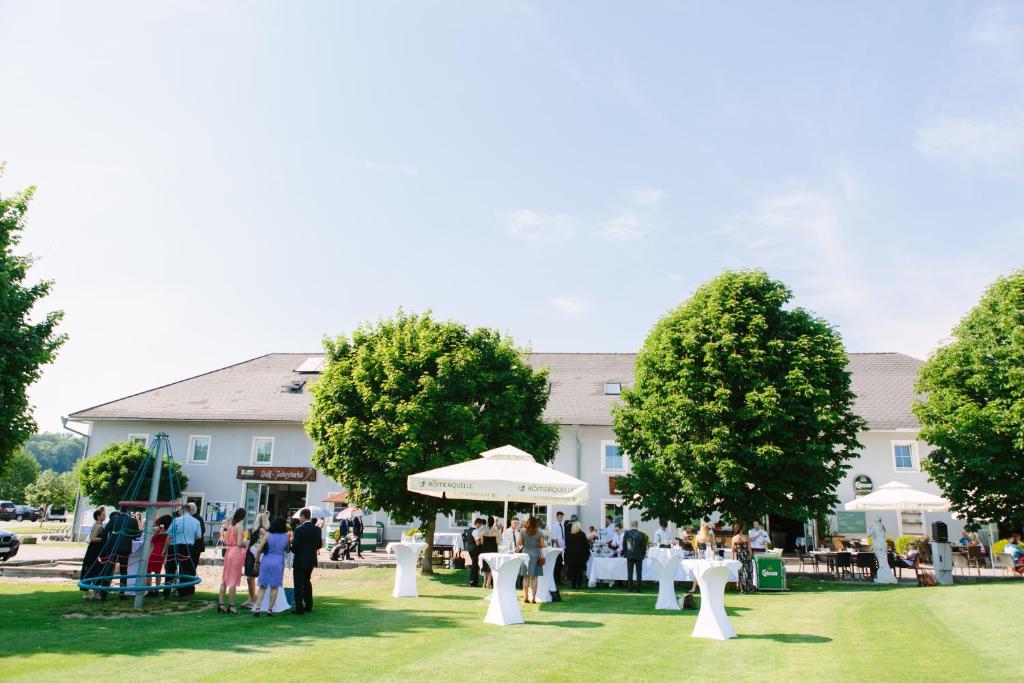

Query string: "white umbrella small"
[[304, 505, 330, 520], [844, 481, 951, 512], [335, 506, 365, 521]]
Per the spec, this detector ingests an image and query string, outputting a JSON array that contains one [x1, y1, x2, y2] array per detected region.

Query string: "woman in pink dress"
[[218, 508, 247, 614]]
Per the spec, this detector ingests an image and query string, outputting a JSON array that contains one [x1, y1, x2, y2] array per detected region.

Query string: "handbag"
[[538, 555, 546, 566]]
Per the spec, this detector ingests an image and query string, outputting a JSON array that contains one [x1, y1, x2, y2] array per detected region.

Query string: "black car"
[[0, 528, 20, 561], [13, 505, 42, 522], [0, 501, 16, 521]]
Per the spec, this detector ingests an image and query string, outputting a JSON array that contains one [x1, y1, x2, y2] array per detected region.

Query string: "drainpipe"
[[62, 417, 91, 542], [574, 424, 582, 520]]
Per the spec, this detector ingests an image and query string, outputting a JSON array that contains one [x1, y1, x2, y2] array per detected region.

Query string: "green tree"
[[0, 169, 67, 471], [914, 270, 1024, 529], [23, 469, 76, 510], [24, 432, 86, 473], [307, 311, 559, 574], [78, 441, 188, 506], [614, 269, 864, 528], [0, 448, 41, 501]]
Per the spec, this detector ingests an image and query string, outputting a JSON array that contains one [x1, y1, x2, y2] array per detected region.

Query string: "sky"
[[1, 1, 1022, 432]]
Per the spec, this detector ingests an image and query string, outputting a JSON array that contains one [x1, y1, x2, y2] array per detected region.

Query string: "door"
[[243, 482, 270, 528]]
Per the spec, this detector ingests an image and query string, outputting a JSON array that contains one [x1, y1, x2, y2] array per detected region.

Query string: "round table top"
[[386, 541, 427, 554]]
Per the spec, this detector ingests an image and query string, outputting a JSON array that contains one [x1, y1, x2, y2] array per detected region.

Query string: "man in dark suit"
[[352, 514, 365, 559], [622, 521, 648, 593], [291, 508, 322, 615], [103, 510, 141, 600]]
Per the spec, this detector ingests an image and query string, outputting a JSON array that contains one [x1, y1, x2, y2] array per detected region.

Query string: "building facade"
[[69, 351, 962, 546]]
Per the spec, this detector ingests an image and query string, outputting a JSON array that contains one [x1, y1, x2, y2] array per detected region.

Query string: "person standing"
[[243, 512, 270, 608], [551, 511, 566, 585], [290, 508, 322, 615], [603, 516, 616, 544], [80, 508, 107, 601], [253, 516, 289, 616], [218, 508, 248, 613], [467, 518, 485, 587], [501, 517, 521, 553], [520, 516, 545, 603], [564, 521, 590, 589], [748, 520, 769, 554], [188, 502, 206, 576], [731, 523, 754, 594], [166, 503, 202, 598], [104, 509, 141, 600], [145, 515, 171, 596], [352, 514, 365, 559], [654, 520, 673, 548], [622, 521, 647, 593], [481, 517, 499, 588]]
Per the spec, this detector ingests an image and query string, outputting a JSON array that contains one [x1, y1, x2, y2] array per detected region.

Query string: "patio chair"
[[999, 554, 1020, 577], [834, 551, 853, 580], [918, 542, 932, 565], [797, 550, 819, 573], [966, 546, 984, 576], [951, 551, 970, 577], [855, 552, 876, 580]]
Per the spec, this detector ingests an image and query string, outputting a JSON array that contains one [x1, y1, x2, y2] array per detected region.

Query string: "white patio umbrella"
[[335, 506, 366, 521], [407, 444, 589, 522], [304, 505, 330, 520], [844, 481, 951, 512]]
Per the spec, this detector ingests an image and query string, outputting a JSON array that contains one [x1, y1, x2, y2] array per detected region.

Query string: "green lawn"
[[0, 570, 1020, 682]]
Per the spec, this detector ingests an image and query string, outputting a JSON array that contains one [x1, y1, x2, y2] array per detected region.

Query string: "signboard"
[[236, 466, 317, 482], [853, 474, 873, 496], [836, 511, 867, 534], [608, 476, 621, 495]]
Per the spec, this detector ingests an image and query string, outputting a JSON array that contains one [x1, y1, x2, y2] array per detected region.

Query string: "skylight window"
[[604, 382, 622, 395]]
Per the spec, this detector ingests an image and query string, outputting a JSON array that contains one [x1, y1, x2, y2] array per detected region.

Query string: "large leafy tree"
[[307, 311, 559, 574], [914, 270, 1024, 530], [24, 432, 86, 473], [0, 448, 41, 501], [78, 441, 188, 506], [614, 269, 864, 528], [0, 169, 67, 471], [24, 469, 77, 510]]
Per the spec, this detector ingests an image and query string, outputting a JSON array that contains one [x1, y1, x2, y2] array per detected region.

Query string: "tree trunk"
[[420, 514, 435, 575]]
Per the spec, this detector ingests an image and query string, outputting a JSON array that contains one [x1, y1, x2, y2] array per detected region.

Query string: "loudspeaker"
[[931, 521, 948, 543]]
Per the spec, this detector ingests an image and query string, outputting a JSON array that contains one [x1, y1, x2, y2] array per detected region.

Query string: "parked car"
[[46, 506, 69, 522], [12, 505, 42, 522], [0, 528, 20, 561], [0, 502, 16, 521]]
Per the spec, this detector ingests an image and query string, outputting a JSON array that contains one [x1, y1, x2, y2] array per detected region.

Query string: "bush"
[[993, 538, 1010, 555], [894, 535, 919, 554], [78, 441, 188, 505]]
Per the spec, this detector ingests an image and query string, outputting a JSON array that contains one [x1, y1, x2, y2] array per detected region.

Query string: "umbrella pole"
[[503, 500, 508, 525]]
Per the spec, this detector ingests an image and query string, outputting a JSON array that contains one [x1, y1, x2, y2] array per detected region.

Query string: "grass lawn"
[[0, 569, 1020, 682], [1, 522, 68, 536]]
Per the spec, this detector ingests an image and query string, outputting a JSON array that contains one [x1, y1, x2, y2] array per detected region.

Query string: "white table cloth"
[[536, 547, 563, 603], [433, 532, 463, 553], [587, 556, 738, 587], [386, 541, 427, 598], [251, 585, 292, 614], [648, 547, 685, 610], [479, 553, 528, 625], [125, 538, 146, 593], [683, 559, 742, 640]]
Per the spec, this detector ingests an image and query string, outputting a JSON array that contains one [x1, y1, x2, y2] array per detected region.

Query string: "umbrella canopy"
[[303, 505, 330, 520], [335, 506, 366, 520], [844, 481, 951, 512], [407, 444, 589, 506]]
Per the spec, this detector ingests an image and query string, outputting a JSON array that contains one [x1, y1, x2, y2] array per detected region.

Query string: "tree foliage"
[[0, 170, 67, 471], [307, 311, 559, 572], [914, 270, 1024, 529], [24, 469, 77, 510], [78, 441, 188, 506], [0, 448, 41, 501], [24, 432, 86, 473], [614, 269, 864, 527]]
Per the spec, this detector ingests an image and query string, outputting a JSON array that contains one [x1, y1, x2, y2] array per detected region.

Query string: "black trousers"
[[354, 533, 363, 557], [293, 566, 314, 613], [468, 550, 481, 586], [566, 562, 585, 589], [554, 554, 564, 584], [167, 543, 196, 596], [627, 558, 643, 589]]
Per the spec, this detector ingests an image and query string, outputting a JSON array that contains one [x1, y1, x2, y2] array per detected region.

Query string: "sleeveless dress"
[[147, 529, 168, 573], [221, 524, 246, 587], [521, 530, 542, 576], [736, 541, 755, 593], [80, 523, 107, 590], [244, 528, 264, 578], [258, 532, 288, 588]]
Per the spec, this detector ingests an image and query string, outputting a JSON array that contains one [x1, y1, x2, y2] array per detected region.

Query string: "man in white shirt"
[[501, 517, 521, 552], [654, 520, 674, 548], [469, 518, 486, 587], [610, 525, 624, 556], [748, 520, 769, 553], [604, 516, 616, 544], [551, 511, 566, 585]]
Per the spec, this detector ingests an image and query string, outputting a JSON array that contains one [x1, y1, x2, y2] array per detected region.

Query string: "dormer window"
[[604, 382, 622, 395]]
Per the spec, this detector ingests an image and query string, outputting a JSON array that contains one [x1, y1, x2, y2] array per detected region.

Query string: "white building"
[[68, 351, 961, 546]]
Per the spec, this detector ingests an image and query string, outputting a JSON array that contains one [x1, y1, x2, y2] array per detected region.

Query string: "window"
[[187, 436, 211, 464], [900, 511, 924, 536], [128, 434, 148, 446], [604, 382, 622, 395], [892, 441, 917, 471], [451, 511, 471, 527], [601, 441, 626, 473], [602, 501, 624, 528], [252, 437, 274, 464]]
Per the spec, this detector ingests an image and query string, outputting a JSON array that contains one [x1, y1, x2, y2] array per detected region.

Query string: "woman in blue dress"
[[252, 516, 289, 616]]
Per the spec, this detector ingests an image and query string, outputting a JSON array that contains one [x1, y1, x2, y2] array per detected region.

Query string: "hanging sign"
[[236, 466, 317, 482], [853, 474, 873, 496]]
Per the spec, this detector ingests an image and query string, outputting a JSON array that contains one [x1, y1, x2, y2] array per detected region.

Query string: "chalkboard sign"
[[837, 511, 867, 534]]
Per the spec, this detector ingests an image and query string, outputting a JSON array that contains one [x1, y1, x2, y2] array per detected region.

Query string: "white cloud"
[[399, 165, 419, 177], [915, 110, 1024, 179], [969, 3, 1024, 60], [506, 210, 577, 242], [667, 273, 683, 283], [627, 187, 664, 207], [550, 296, 590, 315], [600, 211, 645, 241]]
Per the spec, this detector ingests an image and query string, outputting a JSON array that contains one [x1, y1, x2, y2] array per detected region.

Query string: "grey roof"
[[69, 351, 923, 430]]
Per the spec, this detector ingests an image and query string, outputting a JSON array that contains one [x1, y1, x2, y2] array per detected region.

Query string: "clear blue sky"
[[1, 1, 1021, 431]]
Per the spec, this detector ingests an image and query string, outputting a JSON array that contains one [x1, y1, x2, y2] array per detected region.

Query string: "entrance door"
[[767, 515, 807, 553], [243, 483, 270, 528]]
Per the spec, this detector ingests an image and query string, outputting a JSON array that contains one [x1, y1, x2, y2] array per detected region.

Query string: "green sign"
[[836, 511, 867, 534], [853, 474, 873, 496], [753, 555, 787, 591]]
